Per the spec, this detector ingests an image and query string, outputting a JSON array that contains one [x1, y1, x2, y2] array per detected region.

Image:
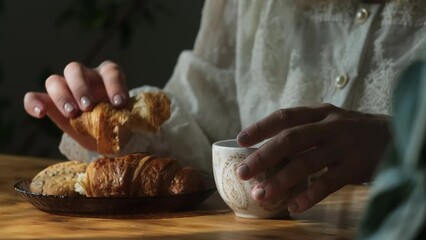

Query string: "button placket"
[[326, 6, 379, 108]]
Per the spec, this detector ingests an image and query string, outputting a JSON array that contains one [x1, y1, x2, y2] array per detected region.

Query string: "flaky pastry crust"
[[70, 92, 171, 155]]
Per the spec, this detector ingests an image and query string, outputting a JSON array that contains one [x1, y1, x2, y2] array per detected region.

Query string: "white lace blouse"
[[59, 0, 426, 172]]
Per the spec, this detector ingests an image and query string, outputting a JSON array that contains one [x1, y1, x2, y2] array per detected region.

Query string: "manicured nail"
[[237, 131, 249, 145], [237, 163, 250, 179], [113, 94, 124, 106], [64, 102, 75, 113], [288, 203, 298, 213], [33, 106, 42, 117], [252, 187, 266, 201], [80, 96, 92, 109]]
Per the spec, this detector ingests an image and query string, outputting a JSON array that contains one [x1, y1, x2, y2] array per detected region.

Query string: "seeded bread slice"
[[30, 160, 88, 196]]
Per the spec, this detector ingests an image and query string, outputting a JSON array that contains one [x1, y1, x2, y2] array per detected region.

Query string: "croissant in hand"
[[70, 92, 171, 155], [76, 153, 206, 197]]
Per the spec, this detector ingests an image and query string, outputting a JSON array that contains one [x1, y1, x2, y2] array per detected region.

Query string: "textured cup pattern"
[[212, 141, 305, 219], [221, 153, 250, 211]]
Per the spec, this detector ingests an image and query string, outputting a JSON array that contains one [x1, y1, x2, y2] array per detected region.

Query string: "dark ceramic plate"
[[14, 179, 216, 216]]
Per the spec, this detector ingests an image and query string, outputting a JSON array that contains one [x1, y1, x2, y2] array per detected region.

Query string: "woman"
[[23, 0, 426, 214]]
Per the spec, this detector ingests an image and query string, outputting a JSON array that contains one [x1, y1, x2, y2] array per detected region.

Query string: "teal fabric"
[[357, 61, 426, 240]]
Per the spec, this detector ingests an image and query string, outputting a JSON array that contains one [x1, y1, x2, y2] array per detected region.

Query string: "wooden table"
[[0, 154, 369, 239]]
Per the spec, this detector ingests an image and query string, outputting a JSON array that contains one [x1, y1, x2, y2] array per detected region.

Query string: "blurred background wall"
[[0, 0, 204, 159]]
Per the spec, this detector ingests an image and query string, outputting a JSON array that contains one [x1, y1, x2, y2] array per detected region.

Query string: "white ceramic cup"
[[212, 139, 307, 219]]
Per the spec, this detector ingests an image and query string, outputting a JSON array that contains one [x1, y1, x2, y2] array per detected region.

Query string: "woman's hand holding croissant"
[[23, 61, 128, 151]]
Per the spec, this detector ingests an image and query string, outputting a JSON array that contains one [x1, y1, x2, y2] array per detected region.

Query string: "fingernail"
[[33, 106, 42, 117], [113, 94, 124, 106], [288, 203, 298, 213], [252, 187, 266, 201], [237, 131, 249, 145], [80, 96, 92, 109], [237, 163, 250, 179], [64, 102, 75, 113]]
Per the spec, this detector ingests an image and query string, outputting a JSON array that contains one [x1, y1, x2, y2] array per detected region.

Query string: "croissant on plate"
[[76, 153, 206, 197], [70, 92, 171, 155]]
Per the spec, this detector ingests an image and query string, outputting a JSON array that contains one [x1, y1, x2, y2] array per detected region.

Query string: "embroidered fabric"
[[59, 0, 426, 172], [382, 0, 426, 26], [300, 0, 357, 22]]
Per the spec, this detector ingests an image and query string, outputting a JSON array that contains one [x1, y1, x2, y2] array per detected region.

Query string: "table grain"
[[0, 154, 369, 239]]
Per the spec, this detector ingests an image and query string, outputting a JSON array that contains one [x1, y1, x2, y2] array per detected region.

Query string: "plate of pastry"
[[14, 153, 216, 216]]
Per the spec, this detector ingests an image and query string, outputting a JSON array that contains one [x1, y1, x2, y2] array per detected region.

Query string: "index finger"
[[237, 104, 336, 147]]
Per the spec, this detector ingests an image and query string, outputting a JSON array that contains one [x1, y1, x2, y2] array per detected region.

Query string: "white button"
[[356, 8, 369, 24], [335, 74, 349, 89]]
